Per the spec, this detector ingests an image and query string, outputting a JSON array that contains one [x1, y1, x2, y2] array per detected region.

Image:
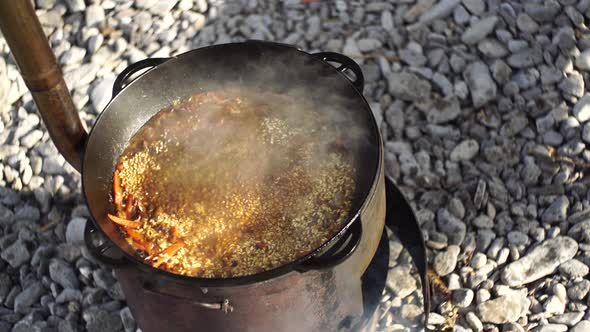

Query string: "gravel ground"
[[1, 0, 590, 331]]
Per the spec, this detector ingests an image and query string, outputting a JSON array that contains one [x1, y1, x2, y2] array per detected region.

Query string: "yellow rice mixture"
[[115, 88, 355, 278]]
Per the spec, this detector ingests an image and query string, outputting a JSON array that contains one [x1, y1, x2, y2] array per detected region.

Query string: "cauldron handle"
[[112, 58, 171, 97], [142, 282, 234, 313], [312, 52, 365, 93], [294, 219, 362, 272], [84, 221, 129, 267]]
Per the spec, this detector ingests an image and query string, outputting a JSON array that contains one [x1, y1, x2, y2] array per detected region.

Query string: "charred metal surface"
[[82, 42, 382, 273], [112, 158, 385, 332], [116, 267, 363, 332], [112, 178, 432, 332], [346, 164, 386, 277]]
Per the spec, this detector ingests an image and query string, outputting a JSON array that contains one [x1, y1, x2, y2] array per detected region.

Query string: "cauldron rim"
[[81, 41, 383, 286]]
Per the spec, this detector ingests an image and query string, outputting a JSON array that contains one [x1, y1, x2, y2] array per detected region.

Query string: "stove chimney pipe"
[[0, 0, 87, 171]]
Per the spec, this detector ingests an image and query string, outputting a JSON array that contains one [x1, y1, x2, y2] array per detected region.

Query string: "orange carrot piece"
[[116, 163, 124, 171], [131, 240, 149, 252], [107, 214, 140, 228], [113, 170, 123, 207], [126, 229, 144, 242], [152, 242, 184, 268], [124, 194, 134, 217]]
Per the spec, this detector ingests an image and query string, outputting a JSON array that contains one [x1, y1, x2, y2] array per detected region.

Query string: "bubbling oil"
[[114, 87, 356, 278]]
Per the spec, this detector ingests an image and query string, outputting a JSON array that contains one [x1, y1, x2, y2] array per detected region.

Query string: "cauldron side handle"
[[0, 0, 87, 171]]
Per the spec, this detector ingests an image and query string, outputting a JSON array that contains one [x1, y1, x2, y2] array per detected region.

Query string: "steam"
[[126, 54, 376, 208]]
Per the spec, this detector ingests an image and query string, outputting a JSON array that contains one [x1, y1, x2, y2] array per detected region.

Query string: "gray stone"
[[549, 312, 584, 326], [65, 217, 86, 245], [534, 324, 568, 332], [92, 269, 116, 289], [507, 40, 530, 53], [521, 159, 541, 185], [516, 13, 539, 33], [49, 259, 79, 289], [539, 65, 563, 85], [64, 63, 99, 90], [464, 61, 496, 107], [399, 48, 427, 66], [501, 236, 579, 287], [431, 72, 453, 96], [437, 209, 466, 245], [14, 282, 44, 314], [135, 0, 158, 9], [477, 295, 530, 323], [342, 38, 361, 57], [491, 60, 512, 84], [582, 123, 590, 143], [503, 323, 525, 332], [149, 0, 178, 15], [90, 77, 114, 113], [524, 1, 560, 22], [386, 266, 418, 298], [448, 197, 465, 219], [571, 321, 590, 332], [461, 16, 498, 44], [573, 94, 590, 122], [471, 252, 487, 269], [64, 0, 85, 12], [507, 231, 529, 246], [0, 240, 30, 268], [120, 307, 136, 332], [559, 73, 585, 98], [454, 5, 470, 24], [450, 139, 479, 161], [568, 220, 590, 242], [471, 215, 494, 229], [559, 259, 589, 278], [85, 5, 105, 27], [544, 295, 566, 315], [20, 130, 43, 150], [58, 320, 77, 332], [400, 304, 422, 321], [462, 0, 485, 15], [419, 0, 461, 24], [450, 54, 466, 73], [84, 309, 123, 332], [575, 49, 590, 71], [36, 0, 57, 9], [426, 97, 461, 124], [59, 47, 86, 66], [452, 288, 474, 307], [543, 131, 564, 146], [387, 71, 431, 101], [507, 48, 543, 68], [55, 289, 82, 304], [567, 279, 590, 300], [381, 11, 394, 32], [478, 39, 508, 58], [357, 39, 382, 53], [87, 34, 104, 54], [541, 196, 569, 224], [465, 312, 483, 332], [433, 245, 460, 276], [565, 6, 584, 26]]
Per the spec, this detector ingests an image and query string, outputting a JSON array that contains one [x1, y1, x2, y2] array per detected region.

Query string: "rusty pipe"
[[0, 0, 87, 171]]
